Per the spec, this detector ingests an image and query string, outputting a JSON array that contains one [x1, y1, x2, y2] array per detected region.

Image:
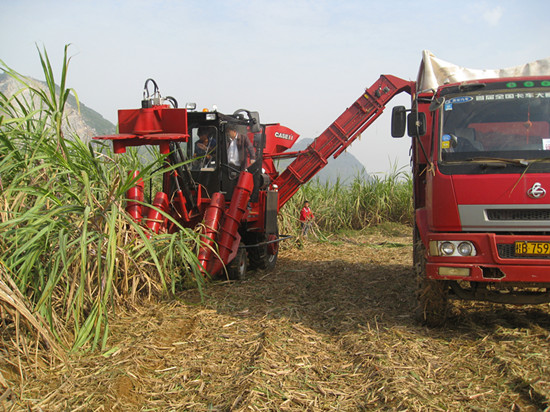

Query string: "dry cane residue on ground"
[[2, 226, 550, 411]]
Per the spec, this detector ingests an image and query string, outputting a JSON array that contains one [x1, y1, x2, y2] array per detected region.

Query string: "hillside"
[[276, 137, 370, 184], [0, 72, 115, 140]]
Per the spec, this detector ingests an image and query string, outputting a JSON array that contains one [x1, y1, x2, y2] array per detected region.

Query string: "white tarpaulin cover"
[[417, 50, 550, 91]]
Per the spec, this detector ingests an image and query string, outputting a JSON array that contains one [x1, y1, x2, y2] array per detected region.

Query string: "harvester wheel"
[[227, 245, 248, 280], [414, 227, 449, 327]]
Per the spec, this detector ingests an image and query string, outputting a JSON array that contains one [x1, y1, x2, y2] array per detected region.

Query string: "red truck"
[[392, 51, 550, 325]]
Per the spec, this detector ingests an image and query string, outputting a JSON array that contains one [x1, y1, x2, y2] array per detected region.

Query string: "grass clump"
[[0, 45, 204, 355]]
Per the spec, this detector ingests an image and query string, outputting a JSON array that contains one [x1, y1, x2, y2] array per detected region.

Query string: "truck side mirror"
[[407, 111, 426, 137], [391, 106, 407, 137]]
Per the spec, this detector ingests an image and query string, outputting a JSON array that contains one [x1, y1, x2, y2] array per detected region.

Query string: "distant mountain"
[[275, 137, 370, 185], [0, 72, 115, 141]]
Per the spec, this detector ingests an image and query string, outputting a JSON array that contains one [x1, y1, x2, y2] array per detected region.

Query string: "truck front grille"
[[488, 209, 550, 221], [497, 243, 550, 259]]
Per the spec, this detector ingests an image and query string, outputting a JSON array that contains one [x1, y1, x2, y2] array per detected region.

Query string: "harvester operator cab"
[[190, 126, 217, 171], [186, 110, 265, 200]]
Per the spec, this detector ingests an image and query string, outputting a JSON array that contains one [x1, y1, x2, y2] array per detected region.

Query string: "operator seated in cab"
[[192, 126, 217, 170], [225, 123, 255, 172]]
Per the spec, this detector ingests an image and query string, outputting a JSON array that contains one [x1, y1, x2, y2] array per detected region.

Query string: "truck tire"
[[414, 227, 449, 326], [227, 246, 248, 280]]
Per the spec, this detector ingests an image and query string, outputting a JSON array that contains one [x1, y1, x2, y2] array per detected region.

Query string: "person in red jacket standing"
[[299, 200, 315, 236]]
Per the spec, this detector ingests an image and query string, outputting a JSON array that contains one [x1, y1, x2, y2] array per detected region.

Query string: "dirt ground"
[[3, 227, 550, 411]]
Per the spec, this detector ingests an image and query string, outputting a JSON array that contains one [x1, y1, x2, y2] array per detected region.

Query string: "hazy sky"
[[2, 0, 549, 174]]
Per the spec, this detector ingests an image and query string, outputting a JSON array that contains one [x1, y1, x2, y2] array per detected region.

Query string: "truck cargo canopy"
[[417, 50, 550, 91]]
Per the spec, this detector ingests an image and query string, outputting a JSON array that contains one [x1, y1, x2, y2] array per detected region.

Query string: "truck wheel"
[[227, 246, 248, 280], [414, 228, 449, 326]]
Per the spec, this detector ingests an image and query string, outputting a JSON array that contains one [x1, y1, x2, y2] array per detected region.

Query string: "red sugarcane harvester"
[[95, 76, 411, 280], [96, 51, 550, 325]]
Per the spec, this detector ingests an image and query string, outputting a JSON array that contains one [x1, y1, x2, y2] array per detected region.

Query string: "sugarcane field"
[[2, 225, 550, 410]]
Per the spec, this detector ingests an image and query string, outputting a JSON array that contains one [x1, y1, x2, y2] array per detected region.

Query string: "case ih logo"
[[527, 182, 546, 199], [275, 131, 294, 140]]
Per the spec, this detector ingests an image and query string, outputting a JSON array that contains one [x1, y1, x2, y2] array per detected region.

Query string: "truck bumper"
[[425, 232, 550, 283]]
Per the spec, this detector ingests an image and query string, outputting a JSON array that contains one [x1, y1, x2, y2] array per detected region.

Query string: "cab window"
[[190, 126, 218, 170]]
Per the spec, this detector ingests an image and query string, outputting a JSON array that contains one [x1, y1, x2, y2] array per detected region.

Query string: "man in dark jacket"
[[226, 124, 255, 170]]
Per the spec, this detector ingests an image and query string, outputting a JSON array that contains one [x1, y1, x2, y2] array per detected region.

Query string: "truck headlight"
[[440, 242, 455, 255], [457, 242, 473, 256], [430, 240, 477, 257]]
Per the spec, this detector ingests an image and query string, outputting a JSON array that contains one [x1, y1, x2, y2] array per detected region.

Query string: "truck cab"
[[394, 63, 550, 325]]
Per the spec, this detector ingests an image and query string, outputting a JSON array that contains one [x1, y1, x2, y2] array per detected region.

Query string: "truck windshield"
[[440, 83, 550, 165]]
